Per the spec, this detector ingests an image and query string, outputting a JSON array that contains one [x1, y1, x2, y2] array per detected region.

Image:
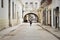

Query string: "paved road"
[[0, 23, 59, 40]]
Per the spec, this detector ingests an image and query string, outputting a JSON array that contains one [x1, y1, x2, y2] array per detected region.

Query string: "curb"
[[38, 24, 60, 40]]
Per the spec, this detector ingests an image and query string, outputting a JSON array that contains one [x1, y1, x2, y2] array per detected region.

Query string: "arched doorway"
[[53, 7, 59, 29], [23, 13, 39, 23]]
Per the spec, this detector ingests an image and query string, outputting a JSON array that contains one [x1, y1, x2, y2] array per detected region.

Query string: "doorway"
[[43, 9, 46, 25], [53, 7, 59, 29]]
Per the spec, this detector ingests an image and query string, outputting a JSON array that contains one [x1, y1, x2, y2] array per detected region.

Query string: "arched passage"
[[23, 13, 39, 23]]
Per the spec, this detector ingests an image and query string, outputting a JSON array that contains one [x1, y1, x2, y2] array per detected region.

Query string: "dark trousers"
[[30, 22, 32, 26]]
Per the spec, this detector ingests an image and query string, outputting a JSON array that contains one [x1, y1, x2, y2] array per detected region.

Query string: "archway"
[[23, 13, 39, 23]]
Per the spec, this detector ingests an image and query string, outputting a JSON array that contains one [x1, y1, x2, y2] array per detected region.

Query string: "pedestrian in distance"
[[30, 20, 32, 26]]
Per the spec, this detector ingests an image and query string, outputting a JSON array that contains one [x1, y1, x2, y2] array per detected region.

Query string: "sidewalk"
[[0, 24, 21, 38], [40, 25, 60, 39]]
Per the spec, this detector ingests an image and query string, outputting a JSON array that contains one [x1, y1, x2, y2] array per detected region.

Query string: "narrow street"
[[0, 23, 59, 40], [0, 0, 60, 40]]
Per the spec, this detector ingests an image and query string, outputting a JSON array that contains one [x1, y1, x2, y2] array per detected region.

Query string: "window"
[[9, 0, 12, 26], [12, 2, 14, 19], [25, 2, 28, 9], [30, 2, 33, 7], [35, 2, 37, 4], [35, 2, 37, 8], [30, 2, 33, 4], [25, 2, 28, 5], [1, 0, 3, 8]]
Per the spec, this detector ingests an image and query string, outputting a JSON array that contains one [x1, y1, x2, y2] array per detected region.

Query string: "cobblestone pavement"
[[0, 23, 59, 40]]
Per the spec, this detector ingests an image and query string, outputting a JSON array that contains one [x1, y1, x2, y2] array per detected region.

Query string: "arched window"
[[30, 2, 33, 4], [35, 2, 38, 8], [25, 2, 28, 9], [25, 2, 28, 5], [30, 2, 33, 8]]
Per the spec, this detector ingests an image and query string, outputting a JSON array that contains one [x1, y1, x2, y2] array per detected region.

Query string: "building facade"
[[38, 0, 60, 29], [0, 0, 23, 31]]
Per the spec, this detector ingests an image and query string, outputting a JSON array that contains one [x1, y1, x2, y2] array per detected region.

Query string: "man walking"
[[30, 20, 32, 26]]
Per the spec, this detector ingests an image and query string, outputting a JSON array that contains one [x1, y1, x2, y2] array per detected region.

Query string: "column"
[[51, 8, 54, 28]]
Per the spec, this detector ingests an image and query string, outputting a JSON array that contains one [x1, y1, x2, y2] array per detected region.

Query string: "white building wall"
[[23, 1, 40, 17], [16, 0, 23, 24], [51, 0, 56, 28], [0, 0, 9, 30], [58, 0, 60, 27], [0, 0, 1, 8], [0, 0, 8, 19], [0, 0, 23, 30], [51, 0, 60, 28], [9, 0, 23, 25]]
